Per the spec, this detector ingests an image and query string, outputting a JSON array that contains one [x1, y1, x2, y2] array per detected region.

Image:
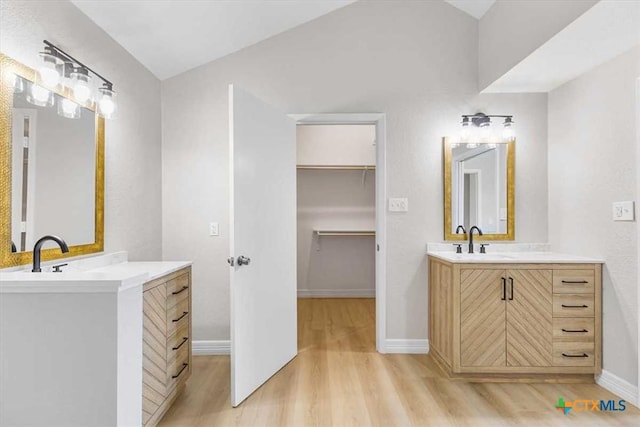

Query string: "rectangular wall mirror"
[[443, 137, 515, 241], [0, 54, 104, 268]]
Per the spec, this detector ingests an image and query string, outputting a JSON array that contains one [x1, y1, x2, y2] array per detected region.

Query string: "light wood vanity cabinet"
[[142, 267, 192, 426], [429, 257, 601, 380]]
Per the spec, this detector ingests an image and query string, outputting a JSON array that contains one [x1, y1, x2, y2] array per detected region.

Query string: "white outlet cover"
[[612, 201, 635, 221], [388, 198, 408, 212]]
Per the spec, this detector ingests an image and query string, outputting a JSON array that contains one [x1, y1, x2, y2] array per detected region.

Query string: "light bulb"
[[26, 84, 54, 107], [98, 86, 117, 119], [459, 117, 471, 142], [479, 121, 491, 141], [71, 67, 92, 104], [38, 51, 62, 88], [58, 97, 81, 119], [502, 117, 515, 141]]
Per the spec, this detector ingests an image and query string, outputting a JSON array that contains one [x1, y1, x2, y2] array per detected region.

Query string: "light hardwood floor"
[[159, 298, 639, 426]]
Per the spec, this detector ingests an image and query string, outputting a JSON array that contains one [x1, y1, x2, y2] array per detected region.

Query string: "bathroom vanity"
[[428, 251, 603, 381], [0, 252, 192, 427]]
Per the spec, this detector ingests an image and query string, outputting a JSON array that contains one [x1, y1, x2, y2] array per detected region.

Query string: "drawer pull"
[[172, 311, 189, 323], [501, 278, 506, 301], [561, 328, 588, 333], [172, 363, 189, 379], [561, 280, 588, 284], [561, 304, 588, 308], [172, 286, 189, 295], [562, 353, 589, 358], [172, 337, 189, 350]]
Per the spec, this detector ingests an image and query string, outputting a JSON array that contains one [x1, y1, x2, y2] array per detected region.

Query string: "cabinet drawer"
[[167, 297, 190, 336], [552, 318, 594, 340], [166, 274, 190, 305], [553, 342, 595, 367], [167, 344, 190, 390], [553, 270, 594, 294], [167, 323, 190, 361], [553, 295, 594, 317]]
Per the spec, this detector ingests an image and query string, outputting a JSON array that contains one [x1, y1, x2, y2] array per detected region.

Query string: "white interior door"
[[228, 84, 297, 407]]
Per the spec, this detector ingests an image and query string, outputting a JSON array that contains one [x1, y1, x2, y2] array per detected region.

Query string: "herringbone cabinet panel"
[[460, 269, 506, 367], [143, 284, 168, 424], [506, 270, 553, 367]]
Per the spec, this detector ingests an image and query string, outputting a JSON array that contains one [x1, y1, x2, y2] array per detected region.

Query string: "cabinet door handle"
[[172, 311, 189, 323], [172, 337, 189, 350], [561, 280, 588, 284], [172, 363, 189, 379], [508, 277, 514, 301], [562, 353, 589, 358], [561, 304, 588, 308], [561, 328, 588, 333], [172, 286, 189, 295], [501, 277, 506, 301]]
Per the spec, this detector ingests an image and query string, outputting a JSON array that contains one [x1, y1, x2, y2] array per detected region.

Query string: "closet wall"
[[296, 125, 376, 298]]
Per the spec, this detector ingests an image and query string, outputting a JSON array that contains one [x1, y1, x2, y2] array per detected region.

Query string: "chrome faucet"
[[468, 226, 483, 254], [32, 235, 69, 272]]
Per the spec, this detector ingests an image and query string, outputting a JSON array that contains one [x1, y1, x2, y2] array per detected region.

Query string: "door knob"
[[237, 256, 251, 266]]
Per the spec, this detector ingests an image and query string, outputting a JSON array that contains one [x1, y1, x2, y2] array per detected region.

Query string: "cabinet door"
[[142, 284, 168, 424], [506, 269, 553, 367], [460, 269, 506, 367]]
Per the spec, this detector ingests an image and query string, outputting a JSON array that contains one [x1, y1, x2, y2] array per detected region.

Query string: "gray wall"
[[297, 170, 375, 297], [161, 0, 549, 342], [479, 0, 598, 90], [549, 46, 640, 386], [1, 0, 163, 260]]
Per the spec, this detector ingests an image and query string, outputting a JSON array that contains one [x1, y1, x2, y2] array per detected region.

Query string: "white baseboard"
[[297, 289, 375, 298], [192, 340, 230, 356], [596, 370, 639, 407], [383, 339, 429, 354]]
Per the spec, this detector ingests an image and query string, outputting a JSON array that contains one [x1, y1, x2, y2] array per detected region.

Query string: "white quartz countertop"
[[0, 254, 192, 293], [427, 251, 604, 264], [89, 261, 191, 282]]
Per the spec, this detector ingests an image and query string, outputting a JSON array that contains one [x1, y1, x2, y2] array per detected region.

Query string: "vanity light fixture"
[[28, 40, 117, 119], [458, 112, 515, 147]]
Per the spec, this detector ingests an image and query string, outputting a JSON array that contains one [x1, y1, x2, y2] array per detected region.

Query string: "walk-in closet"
[[296, 124, 377, 344]]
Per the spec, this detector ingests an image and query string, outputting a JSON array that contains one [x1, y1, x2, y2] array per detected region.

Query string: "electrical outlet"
[[388, 198, 408, 212], [209, 222, 219, 236], [612, 201, 635, 221]]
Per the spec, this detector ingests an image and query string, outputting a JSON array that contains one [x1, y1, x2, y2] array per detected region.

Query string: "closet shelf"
[[297, 165, 375, 171], [315, 230, 375, 237]]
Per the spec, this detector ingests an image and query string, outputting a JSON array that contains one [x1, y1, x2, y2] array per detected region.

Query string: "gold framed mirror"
[[0, 53, 104, 268], [443, 137, 515, 241]]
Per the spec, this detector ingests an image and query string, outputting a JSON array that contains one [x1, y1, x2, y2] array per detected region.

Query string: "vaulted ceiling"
[[71, 0, 355, 80]]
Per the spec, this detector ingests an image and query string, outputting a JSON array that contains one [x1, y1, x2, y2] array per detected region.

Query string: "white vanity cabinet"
[[0, 254, 192, 427], [428, 253, 602, 381]]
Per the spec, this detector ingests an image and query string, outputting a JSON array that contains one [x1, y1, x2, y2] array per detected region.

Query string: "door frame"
[[289, 113, 387, 353]]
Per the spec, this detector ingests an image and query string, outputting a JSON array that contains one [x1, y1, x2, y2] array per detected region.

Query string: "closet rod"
[[297, 165, 376, 170], [315, 230, 376, 237]]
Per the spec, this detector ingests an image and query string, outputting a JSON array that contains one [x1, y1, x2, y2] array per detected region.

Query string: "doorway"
[[291, 114, 387, 353]]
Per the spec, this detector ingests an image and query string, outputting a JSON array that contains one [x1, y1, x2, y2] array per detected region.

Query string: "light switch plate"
[[612, 201, 635, 221], [389, 198, 408, 212], [209, 222, 219, 236]]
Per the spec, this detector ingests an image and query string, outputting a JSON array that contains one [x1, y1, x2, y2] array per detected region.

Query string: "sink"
[[451, 253, 516, 261]]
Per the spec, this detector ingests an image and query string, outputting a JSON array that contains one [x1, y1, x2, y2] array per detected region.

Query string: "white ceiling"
[[71, 0, 355, 80], [444, 0, 496, 19], [483, 0, 640, 93]]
